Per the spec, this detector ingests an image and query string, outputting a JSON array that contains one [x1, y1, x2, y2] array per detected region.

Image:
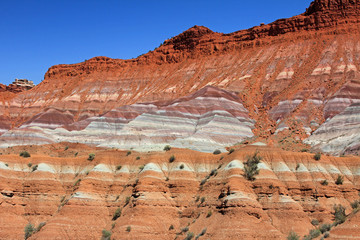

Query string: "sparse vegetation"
[[36, 222, 46, 232], [20, 151, 31, 158], [324, 232, 330, 238], [200, 197, 205, 204], [213, 149, 221, 155], [180, 164, 184, 169], [169, 224, 174, 230], [206, 210, 212, 218], [228, 148, 235, 154], [87, 153, 95, 161], [24, 223, 35, 240], [31, 164, 38, 172], [126, 226, 131, 232], [319, 223, 331, 234], [244, 152, 262, 181], [116, 165, 122, 171], [311, 219, 319, 226], [295, 163, 300, 170], [351, 200, 360, 210], [126, 151, 131, 156], [195, 228, 207, 240], [74, 152, 78, 157], [136, 156, 140, 160], [112, 208, 121, 221], [287, 231, 300, 240], [27, 162, 33, 168], [333, 204, 346, 225], [125, 196, 131, 205], [101, 229, 112, 240], [185, 232, 194, 240], [169, 155, 175, 163], [64, 146, 69, 151], [321, 180, 329, 186], [314, 152, 321, 161], [181, 226, 189, 233], [300, 148, 308, 152], [74, 179, 81, 186], [335, 175, 344, 185], [209, 169, 217, 177], [139, 165, 145, 171], [164, 145, 171, 151]]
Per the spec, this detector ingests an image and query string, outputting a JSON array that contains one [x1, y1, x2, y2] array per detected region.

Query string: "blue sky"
[[0, 0, 312, 85]]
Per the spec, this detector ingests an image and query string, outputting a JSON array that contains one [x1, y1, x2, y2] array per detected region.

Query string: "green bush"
[[125, 196, 131, 205], [319, 223, 331, 233], [206, 210, 212, 218], [32, 164, 38, 172], [164, 145, 171, 151], [324, 232, 330, 238], [181, 226, 189, 233], [300, 148, 308, 152], [101, 229, 112, 240], [351, 200, 360, 210], [169, 155, 175, 163], [87, 153, 95, 161], [65, 146, 69, 151], [321, 180, 329, 186], [287, 231, 300, 240], [311, 219, 319, 226], [244, 152, 262, 181], [200, 197, 205, 204], [126, 226, 131, 232], [228, 148, 235, 154], [333, 204, 346, 225], [309, 229, 321, 239], [20, 151, 31, 158], [74, 152, 78, 157], [180, 164, 184, 170], [213, 149, 221, 155], [136, 156, 140, 160], [36, 222, 46, 232], [209, 169, 217, 177], [169, 224, 174, 230], [314, 153, 321, 161], [185, 232, 194, 240], [335, 175, 344, 185], [126, 151, 131, 156], [116, 165, 122, 171], [139, 165, 144, 171], [27, 162, 33, 168], [24, 223, 35, 240], [112, 208, 121, 221]]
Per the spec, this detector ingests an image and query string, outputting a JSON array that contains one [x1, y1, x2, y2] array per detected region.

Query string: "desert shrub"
[[333, 204, 346, 225], [36, 222, 46, 231], [335, 175, 344, 185], [244, 152, 262, 181], [184, 232, 194, 240], [101, 229, 112, 240], [209, 169, 217, 177], [213, 150, 221, 155], [126, 151, 131, 156], [64, 146, 69, 151], [228, 148, 235, 154], [112, 208, 121, 221], [125, 196, 131, 205], [200, 179, 207, 185], [295, 163, 300, 170], [181, 226, 189, 233], [311, 219, 319, 226], [27, 162, 33, 168], [116, 165, 122, 171], [314, 153, 321, 161], [126, 226, 131, 232], [321, 180, 329, 186], [220, 156, 224, 160], [200, 197, 205, 204], [164, 145, 171, 151], [169, 155, 175, 163], [319, 223, 331, 233], [24, 223, 35, 240], [74, 152, 78, 157], [180, 164, 184, 170], [309, 229, 321, 239], [287, 231, 300, 240], [195, 228, 207, 239], [206, 210, 212, 218], [351, 200, 360, 210], [139, 165, 144, 171], [324, 232, 330, 238], [32, 164, 38, 172], [195, 196, 200, 202], [169, 224, 174, 230], [20, 151, 31, 158], [74, 179, 81, 186], [300, 148, 308, 152], [87, 153, 95, 161], [136, 156, 140, 160]]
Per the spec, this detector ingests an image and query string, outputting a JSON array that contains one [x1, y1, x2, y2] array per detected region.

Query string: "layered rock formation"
[[0, 144, 359, 239], [0, 86, 255, 152], [1, 0, 360, 154]]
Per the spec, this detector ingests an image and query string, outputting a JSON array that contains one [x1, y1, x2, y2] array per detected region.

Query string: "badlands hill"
[[1, 0, 360, 239]]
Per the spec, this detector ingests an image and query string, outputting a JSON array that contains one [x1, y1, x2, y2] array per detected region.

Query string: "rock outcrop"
[[0, 145, 359, 239]]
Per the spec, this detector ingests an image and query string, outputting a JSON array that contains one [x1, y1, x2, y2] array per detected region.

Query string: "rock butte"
[[1, 0, 360, 239]]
